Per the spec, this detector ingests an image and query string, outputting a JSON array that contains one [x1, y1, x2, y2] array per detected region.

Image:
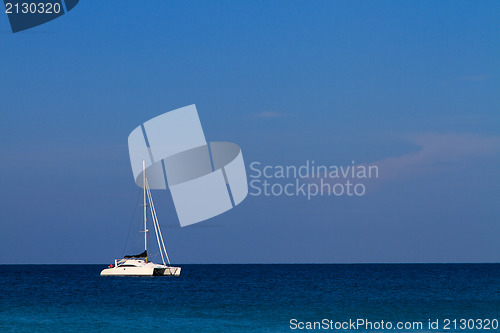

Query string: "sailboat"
[[100, 161, 181, 276]]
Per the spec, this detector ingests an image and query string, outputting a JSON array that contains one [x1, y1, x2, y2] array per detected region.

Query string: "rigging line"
[[146, 179, 171, 266], [148, 190, 165, 265], [145, 179, 166, 266], [145, 178, 171, 266], [150, 180, 170, 266], [149, 181, 170, 266], [155, 206, 171, 266], [121, 189, 142, 258]]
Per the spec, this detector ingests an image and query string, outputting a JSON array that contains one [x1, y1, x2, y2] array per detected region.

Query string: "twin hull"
[[100, 266, 181, 276]]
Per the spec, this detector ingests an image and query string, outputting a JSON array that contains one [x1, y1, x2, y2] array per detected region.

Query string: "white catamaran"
[[101, 161, 181, 276]]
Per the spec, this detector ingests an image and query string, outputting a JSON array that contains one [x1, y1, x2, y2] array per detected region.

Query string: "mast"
[[143, 160, 148, 261]]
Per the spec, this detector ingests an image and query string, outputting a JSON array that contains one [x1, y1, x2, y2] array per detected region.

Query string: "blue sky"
[[0, 1, 499, 263]]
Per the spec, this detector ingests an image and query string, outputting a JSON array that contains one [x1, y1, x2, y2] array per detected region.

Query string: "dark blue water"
[[0, 264, 499, 332]]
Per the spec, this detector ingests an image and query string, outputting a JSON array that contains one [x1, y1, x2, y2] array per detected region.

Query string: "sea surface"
[[0, 264, 499, 332]]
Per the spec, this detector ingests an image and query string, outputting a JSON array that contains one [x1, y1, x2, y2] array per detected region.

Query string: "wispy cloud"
[[287, 133, 500, 188], [373, 133, 500, 180]]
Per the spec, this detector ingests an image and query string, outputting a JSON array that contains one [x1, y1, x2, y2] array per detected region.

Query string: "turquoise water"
[[0, 264, 499, 332]]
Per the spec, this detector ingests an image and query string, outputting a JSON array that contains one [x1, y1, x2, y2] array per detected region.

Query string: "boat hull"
[[154, 266, 181, 276], [100, 265, 181, 276], [100, 266, 155, 276]]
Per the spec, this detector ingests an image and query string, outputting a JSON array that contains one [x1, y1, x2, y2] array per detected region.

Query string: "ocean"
[[0, 264, 498, 332]]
